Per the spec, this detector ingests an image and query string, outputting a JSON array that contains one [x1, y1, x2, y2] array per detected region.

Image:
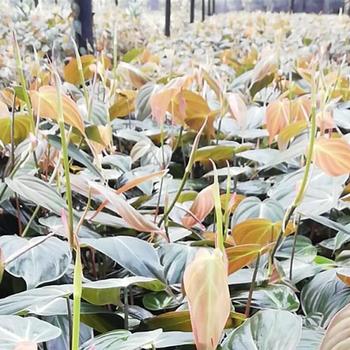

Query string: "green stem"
[[72, 40, 89, 116], [124, 287, 129, 330], [271, 101, 317, 261], [289, 215, 301, 281], [245, 252, 260, 317], [211, 161, 224, 253], [72, 248, 82, 350], [158, 171, 189, 228], [55, 77, 74, 248], [54, 73, 81, 350], [158, 118, 207, 228], [13, 31, 35, 133]]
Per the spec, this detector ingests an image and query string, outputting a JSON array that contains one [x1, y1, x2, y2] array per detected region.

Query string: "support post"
[[165, 0, 171, 37], [190, 0, 195, 23], [73, 0, 94, 54]]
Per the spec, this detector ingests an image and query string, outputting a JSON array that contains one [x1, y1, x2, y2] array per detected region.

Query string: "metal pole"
[[165, 0, 171, 37], [190, 0, 195, 23], [73, 0, 94, 54], [202, 0, 205, 21]]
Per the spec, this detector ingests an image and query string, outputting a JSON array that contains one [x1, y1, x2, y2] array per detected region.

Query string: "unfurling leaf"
[[266, 99, 289, 143], [88, 182, 164, 235], [227, 92, 247, 128], [313, 137, 350, 176], [182, 185, 215, 228], [150, 88, 178, 124], [183, 248, 230, 350], [266, 96, 310, 143], [30, 86, 85, 134], [320, 303, 350, 350]]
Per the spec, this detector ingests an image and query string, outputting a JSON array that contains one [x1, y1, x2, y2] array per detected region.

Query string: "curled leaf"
[[182, 185, 215, 229], [88, 182, 164, 235], [184, 248, 231, 350]]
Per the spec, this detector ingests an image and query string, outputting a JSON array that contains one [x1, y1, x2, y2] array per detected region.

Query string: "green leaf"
[[143, 291, 178, 311], [0, 235, 71, 289], [232, 197, 284, 225], [158, 243, 200, 285], [0, 285, 73, 315], [194, 144, 249, 163], [48, 134, 102, 179], [301, 269, 350, 326], [142, 311, 192, 332], [298, 327, 324, 350], [0, 315, 61, 350], [82, 237, 165, 282], [5, 175, 67, 215], [122, 48, 144, 63], [81, 329, 162, 350], [276, 236, 317, 263], [0, 114, 31, 145], [82, 277, 165, 306], [222, 309, 302, 350], [232, 284, 300, 311]]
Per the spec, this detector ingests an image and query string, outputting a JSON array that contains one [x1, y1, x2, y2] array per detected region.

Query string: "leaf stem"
[[245, 252, 260, 317], [270, 97, 317, 261], [289, 214, 301, 281], [13, 31, 35, 133], [54, 73, 75, 248], [158, 119, 207, 228]]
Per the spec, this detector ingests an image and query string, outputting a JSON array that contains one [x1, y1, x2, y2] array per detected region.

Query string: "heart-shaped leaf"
[[0, 315, 61, 350], [301, 269, 350, 326], [0, 235, 71, 289], [222, 309, 302, 350]]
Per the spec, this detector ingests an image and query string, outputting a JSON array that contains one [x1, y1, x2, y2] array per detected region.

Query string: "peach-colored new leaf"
[[150, 88, 178, 124], [227, 92, 247, 128], [88, 182, 164, 235], [182, 184, 215, 228], [266, 99, 289, 143], [313, 137, 350, 176], [30, 86, 85, 134], [184, 248, 231, 350]]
